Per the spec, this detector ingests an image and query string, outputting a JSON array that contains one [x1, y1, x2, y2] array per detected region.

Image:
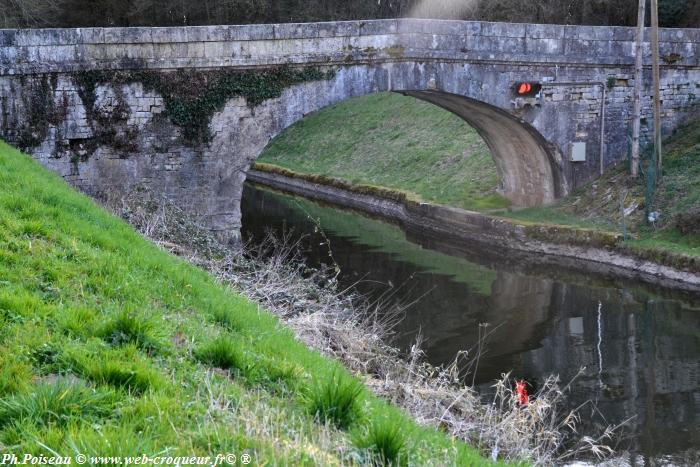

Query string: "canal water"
[[241, 183, 700, 465]]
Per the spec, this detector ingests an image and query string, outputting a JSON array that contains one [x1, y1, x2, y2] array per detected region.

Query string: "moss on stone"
[[73, 66, 335, 144], [252, 162, 419, 204], [385, 46, 405, 59], [521, 223, 624, 250]]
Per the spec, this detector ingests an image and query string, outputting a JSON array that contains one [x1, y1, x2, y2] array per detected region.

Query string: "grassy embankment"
[[0, 140, 493, 465], [257, 92, 700, 259], [509, 118, 700, 258], [259, 92, 508, 211]]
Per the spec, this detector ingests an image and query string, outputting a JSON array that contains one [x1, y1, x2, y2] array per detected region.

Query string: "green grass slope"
[[508, 118, 700, 257], [0, 141, 491, 465], [259, 92, 508, 211]]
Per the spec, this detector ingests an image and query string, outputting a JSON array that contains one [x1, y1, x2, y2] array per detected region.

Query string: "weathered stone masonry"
[[0, 19, 698, 242]]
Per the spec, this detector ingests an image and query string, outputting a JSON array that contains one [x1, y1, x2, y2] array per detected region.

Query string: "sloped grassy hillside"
[[258, 92, 508, 211], [0, 141, 489, 465], [509, 118, 700, 257]]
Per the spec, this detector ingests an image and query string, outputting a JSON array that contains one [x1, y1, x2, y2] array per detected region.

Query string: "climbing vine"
[[14, 74, 66, 151], [73, 66, 335, 143]]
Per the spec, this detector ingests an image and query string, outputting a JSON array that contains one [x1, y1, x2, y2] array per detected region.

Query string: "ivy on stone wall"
[[70, 71, 136, 158], [15, 74, 65, 151], [74, 66, 335, 143]]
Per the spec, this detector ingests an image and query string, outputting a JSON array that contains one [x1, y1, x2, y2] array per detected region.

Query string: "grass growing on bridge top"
[[258, 92, 510, 211], [0, 140, 497, 464]]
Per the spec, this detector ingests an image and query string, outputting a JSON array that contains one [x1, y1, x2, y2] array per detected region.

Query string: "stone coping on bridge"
[[1, 19, 699, 75]]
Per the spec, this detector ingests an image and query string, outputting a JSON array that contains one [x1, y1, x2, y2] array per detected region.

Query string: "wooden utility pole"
[[631, 0, 646, 178], [650, 0, 662, 177]]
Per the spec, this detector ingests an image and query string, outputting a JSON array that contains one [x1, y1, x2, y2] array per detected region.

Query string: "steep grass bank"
[[0, 141, 491, 465], [258, 92, 508, 211], [507, 118, 700, 258]]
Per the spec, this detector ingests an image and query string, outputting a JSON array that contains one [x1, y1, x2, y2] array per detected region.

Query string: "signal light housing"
[[514, 82, 542, 97]]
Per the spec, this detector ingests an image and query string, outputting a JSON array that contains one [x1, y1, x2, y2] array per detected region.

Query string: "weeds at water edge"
[[105, 187, 624, 465]]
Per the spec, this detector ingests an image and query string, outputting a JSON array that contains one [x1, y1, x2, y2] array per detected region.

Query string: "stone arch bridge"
[[1, 19, 698, 241]]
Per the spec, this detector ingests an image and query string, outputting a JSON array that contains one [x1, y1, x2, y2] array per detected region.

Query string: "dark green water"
[[241, 183, 700, 466]]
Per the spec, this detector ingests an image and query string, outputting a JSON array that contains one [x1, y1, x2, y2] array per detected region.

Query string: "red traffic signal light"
[[514, 82, 542, 97]]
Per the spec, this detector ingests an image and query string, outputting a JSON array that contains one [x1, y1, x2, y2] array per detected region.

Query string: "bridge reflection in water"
[[241, 183, 700, 464], [522, 288, 700, 464]]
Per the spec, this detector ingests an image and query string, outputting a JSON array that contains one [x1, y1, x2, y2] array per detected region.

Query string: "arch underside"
[[400, 90, 560, 208]]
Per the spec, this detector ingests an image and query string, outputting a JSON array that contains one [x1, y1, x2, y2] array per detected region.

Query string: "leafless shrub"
[[103, 187, 622, 464], [3, 0, 693, 29]]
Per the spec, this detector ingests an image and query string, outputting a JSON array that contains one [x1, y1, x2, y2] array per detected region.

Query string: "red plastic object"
[[516, 380, 529, 406]]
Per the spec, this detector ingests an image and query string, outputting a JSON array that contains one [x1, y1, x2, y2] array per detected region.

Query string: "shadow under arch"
[[398, 90, 565, 207]]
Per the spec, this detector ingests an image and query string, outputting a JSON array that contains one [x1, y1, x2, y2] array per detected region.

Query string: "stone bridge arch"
[[256, 85, 564, 208], [1, 19, 698, 242], [206, 64, 566, 237], [402, 91, 561, 206]]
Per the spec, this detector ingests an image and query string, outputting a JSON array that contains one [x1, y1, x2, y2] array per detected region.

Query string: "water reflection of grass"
[[261, 186, 498, 296]]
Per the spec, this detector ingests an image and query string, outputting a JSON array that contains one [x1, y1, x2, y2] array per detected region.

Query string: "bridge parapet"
[[1, 20, 699, 76]]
